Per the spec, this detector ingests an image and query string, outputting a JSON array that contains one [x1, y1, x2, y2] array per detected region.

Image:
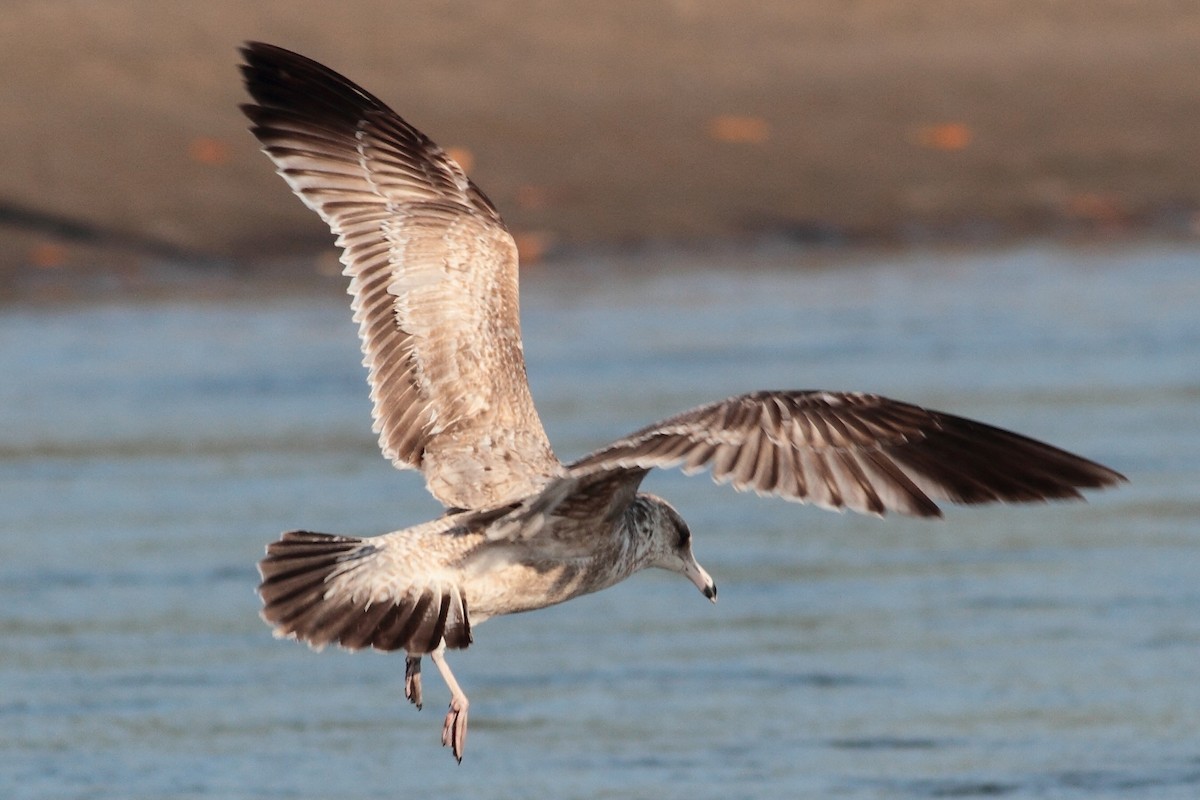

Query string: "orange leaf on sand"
[[1065, 192, 1126, 227], [513, 231, 552, 265], [444, 146, 475, 174], [188, 137, 231, 165], [708, 115, 770, 145], [29, 242, 68, 269], [913, 123, 973, 151]]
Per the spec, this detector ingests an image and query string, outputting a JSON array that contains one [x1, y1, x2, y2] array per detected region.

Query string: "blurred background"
[[3, 3, 1199, 799], [3, 0, 1200, 295]]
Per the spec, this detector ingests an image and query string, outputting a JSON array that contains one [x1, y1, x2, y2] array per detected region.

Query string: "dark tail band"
[[258, 531, 472, 653]]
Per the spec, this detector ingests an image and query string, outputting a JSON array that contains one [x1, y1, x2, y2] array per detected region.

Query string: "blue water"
[[2, 242, 1197, 798]]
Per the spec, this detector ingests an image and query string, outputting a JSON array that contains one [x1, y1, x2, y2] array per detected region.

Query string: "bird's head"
[[638, 494, 717, 603]]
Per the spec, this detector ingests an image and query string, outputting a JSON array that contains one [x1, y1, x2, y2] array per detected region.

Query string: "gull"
[[239, 42, 1126, 762]]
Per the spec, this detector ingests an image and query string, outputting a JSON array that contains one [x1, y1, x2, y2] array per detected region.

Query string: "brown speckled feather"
[[567, 391, 1126, 518], [240, 43, 559, 510]]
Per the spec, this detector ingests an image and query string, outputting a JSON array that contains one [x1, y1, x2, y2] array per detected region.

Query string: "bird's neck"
[[613, 495, 663, 571]]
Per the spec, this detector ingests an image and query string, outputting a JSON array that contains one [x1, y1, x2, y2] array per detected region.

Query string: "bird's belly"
[[464, 558, 616, 620]]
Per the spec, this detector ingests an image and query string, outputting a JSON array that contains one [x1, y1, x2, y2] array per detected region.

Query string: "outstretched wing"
[[240, 42, 560, 510], [567, 390, 1126, 518]]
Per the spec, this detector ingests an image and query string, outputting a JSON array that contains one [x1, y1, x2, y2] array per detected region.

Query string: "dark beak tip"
[[704, 584, 718, 603]]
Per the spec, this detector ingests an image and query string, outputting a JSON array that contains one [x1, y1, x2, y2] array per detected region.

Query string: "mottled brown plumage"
[[241, 42, 1125, 763], [241, 42, 559, 511]]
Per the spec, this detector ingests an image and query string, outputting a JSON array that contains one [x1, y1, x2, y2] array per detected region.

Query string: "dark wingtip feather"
[[238, 41, 392, 130], [887, 411, 1127, 509]]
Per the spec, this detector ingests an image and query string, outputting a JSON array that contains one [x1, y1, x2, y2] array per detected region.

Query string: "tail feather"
[[375, 594, 429, 650], [337, 600, 396, 651], [257, 530, 473, 653]]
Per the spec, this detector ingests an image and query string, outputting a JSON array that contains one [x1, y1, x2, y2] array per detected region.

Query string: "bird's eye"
[[677, 526, 691, 548]]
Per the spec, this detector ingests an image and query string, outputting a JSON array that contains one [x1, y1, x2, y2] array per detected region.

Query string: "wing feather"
[[241, 42, 559, 510], [567, 390, 1125, 518]]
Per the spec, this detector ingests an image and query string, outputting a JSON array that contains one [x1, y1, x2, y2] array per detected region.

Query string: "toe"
[[404, 658, 423, 709], [441, 701, 469, 762], [405, 675, 423, 710]]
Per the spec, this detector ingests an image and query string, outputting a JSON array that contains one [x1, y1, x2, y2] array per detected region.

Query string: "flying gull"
[[239, 42, 1126, 762]]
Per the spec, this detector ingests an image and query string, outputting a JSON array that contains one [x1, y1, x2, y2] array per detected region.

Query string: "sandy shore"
[[2, 1, 1199, 295]]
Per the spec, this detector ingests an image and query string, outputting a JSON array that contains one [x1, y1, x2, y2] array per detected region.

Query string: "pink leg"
[[430, 643, 469, 763]]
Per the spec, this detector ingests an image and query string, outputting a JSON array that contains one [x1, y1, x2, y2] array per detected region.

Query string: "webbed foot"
[[441, 695, 469, 763]]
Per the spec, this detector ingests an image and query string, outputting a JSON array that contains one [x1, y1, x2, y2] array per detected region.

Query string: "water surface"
[[1, 242, 1197, 799]]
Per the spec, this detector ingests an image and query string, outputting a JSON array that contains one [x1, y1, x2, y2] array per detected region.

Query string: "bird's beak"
[[685, 559, 717, 604]]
